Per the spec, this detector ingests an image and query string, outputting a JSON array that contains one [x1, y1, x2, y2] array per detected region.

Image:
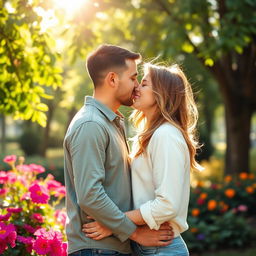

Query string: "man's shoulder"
[[65, 105, 109, 140]]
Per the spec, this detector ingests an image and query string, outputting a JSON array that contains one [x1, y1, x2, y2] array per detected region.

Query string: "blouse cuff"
[[140, 201, 159, 230]]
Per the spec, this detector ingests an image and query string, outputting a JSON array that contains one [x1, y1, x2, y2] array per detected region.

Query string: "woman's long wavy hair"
[[130, 63, 202, 171]]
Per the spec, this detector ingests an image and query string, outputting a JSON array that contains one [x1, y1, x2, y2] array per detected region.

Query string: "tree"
[[0, 0, 62, 127], [73, 0, 255, 175]]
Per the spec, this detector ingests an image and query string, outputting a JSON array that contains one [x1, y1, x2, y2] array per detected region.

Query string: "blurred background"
[[0, 0, 255, 255]]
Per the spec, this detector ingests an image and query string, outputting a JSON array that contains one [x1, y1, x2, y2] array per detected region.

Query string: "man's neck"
[[93, 92, 120, 113]]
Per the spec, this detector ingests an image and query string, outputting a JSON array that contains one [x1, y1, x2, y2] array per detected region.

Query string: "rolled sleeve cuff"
[[113, 215, 137, 242], [140, 201, 159, 230]]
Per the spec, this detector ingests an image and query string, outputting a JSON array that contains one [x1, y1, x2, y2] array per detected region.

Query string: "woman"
[[82, 63, 202, 255]]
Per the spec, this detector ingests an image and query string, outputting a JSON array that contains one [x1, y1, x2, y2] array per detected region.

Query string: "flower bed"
[[0, 155, 67, 256], [184, 173, 256, 252]]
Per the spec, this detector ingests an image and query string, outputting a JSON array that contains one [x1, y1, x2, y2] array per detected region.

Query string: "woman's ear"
[[105, 72, 118, 88]]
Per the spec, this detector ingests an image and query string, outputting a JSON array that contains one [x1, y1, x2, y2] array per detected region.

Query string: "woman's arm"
[[125, 209, 146, 225]]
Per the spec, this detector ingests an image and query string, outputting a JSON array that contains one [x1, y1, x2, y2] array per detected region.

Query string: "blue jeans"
[[69, 249, 131, 256], [131, 236, 189, 256]]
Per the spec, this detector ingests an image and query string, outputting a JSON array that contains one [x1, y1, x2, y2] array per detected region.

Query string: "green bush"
[[184, 173, 256, 252]]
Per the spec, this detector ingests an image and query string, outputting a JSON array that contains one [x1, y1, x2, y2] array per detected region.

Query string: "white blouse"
[[131, 123, 190, 237]]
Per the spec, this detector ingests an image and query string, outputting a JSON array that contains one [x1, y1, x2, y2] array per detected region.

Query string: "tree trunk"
[[224, 94, 253, 175], [211, 55, 255, 175]]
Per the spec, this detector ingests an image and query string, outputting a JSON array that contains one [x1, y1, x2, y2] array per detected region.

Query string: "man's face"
[[115, 59, 139, 106]]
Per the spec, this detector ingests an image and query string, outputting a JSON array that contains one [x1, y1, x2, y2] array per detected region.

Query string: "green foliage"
[[184, 174, 256, 252], [0, 0, 62, 127]]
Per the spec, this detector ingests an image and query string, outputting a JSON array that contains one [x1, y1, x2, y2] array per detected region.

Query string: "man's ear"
[[105, 72, 118, 88]]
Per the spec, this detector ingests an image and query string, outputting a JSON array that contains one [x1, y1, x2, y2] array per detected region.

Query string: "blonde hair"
[[131, 63, 202, 171]]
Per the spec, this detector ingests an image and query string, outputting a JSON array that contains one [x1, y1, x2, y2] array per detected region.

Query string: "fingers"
[[158, 239, 172, 246], [159, 223, 173, 230], [159, 230, 174, 237], [85, 232, 101, 238], [82, 227, 97, 233], [83, 222, 98, 228]]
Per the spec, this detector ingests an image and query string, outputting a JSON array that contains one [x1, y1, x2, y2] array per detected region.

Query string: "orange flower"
[[192, 208, 200, 217], [196, 181, 204, 188], [208, 199, 217, 210], [224, 175, 232, 183], [239, 172, 248, 180], [225, 188, 236, 198], [190, 227, 198, 233], [246, 186, 254, 194], [199, 193, 208, 200], [248, 173, 255, 180], [219, 201, 229, 212]]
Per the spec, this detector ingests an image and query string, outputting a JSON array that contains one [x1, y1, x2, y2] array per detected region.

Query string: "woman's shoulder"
[[153, 122, 183, 138]]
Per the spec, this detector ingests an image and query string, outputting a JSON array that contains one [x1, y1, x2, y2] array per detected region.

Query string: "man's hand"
[[82, 216, 113, 240], [129, 222, 174, 247]]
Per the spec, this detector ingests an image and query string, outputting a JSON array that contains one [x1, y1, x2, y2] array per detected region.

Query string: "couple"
[[63, 44, 201, 256]]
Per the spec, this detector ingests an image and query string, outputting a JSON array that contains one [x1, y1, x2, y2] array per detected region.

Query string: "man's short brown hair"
[[86, 44, 141, 87]]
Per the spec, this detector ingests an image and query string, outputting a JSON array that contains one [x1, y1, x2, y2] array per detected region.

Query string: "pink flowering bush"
[[0, 155, 67, 256]]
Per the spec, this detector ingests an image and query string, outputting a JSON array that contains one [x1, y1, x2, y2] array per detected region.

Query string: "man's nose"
[[135, 80, 139, 87]]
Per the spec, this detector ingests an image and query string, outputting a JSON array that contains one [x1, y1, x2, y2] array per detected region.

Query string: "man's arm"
[[68, 121, 136, 242]]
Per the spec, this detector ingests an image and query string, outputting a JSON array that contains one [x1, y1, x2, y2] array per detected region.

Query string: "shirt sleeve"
[[68, 121, 136, 242], [139, 126, 188, 230]]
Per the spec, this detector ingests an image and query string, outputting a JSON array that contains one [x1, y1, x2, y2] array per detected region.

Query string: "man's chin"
[[121, 98, 134, 107]]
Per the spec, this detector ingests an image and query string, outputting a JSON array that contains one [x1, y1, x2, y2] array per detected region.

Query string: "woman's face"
[[132, 72, 157, 112]]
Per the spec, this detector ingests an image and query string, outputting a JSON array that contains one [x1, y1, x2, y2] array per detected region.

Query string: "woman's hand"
[[82, 216, 113, 240]]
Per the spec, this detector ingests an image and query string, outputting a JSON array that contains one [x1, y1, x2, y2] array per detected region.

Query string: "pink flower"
[[0, 213, 12, 221], [17, 236, 34, 253], [0, 222, 16, 249], [29, 164, 45, 174], [6, 172, 17, 183], [23, 224, 37, 234], [33, 237, 51, 255], [7, 207, 22, 213], [0, 171, 8, 184], [3, 155, 17, 165], [0, 243, 7, 254], [29, 183, 49, 204], [55, 210, 67, 226], [0, 188, 8, 196], [16, 164, 31, 172], [32, 213, 44, 223], [48, 239, 63, 256], [17, 235, 34, 244], [47, 179, 62, 190], [6, 230, 17, 248], [53, 186, 66, 197], [237, 205, 248, 212]]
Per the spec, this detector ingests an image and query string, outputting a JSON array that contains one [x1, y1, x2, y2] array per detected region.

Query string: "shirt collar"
[[84, 96, 124, 122]]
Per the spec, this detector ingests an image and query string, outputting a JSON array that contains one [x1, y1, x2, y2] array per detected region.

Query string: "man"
[[64, 44, 173, 256]]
